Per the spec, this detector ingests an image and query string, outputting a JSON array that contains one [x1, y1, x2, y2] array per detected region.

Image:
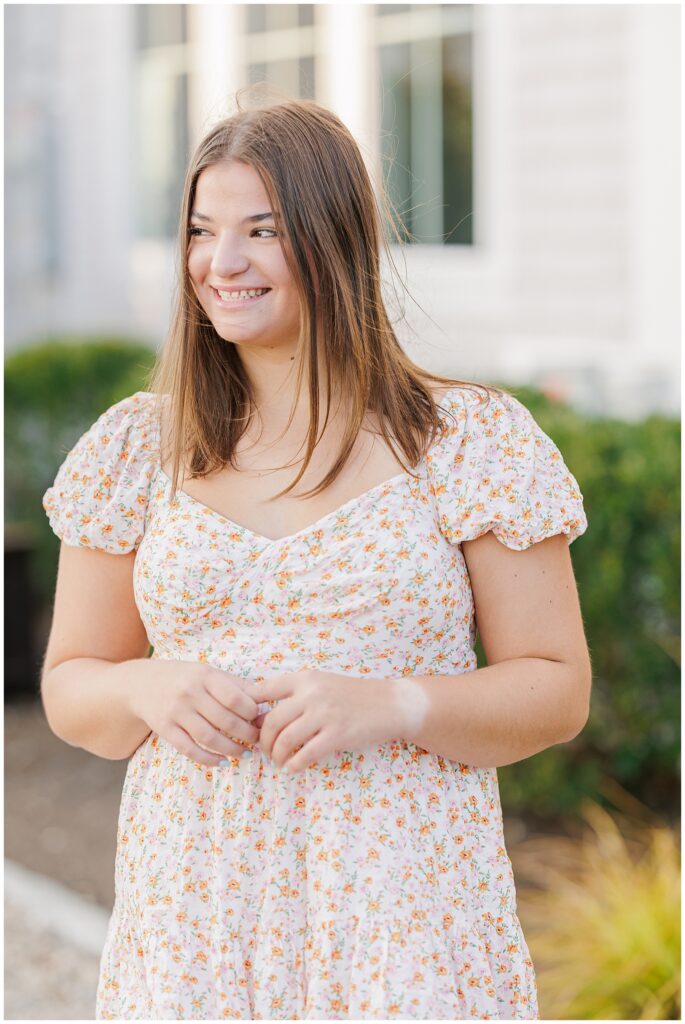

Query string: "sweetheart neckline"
[[153, 463, 420, 545]]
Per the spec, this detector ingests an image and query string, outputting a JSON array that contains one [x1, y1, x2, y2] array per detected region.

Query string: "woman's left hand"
[[241, 669, 405, 773]]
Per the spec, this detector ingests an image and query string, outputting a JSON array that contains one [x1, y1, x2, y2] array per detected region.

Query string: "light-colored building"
[[5, 3, 680, 419]]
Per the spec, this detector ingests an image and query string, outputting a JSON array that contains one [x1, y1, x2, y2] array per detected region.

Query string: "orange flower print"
[[39, 387, 588, 1018]]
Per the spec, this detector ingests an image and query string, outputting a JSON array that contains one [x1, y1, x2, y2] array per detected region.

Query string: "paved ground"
[[5, 699, 124, 1019], [5, 699, 127, 907], [5, 899, 101, 1019], [4, 861, 108, 1020]]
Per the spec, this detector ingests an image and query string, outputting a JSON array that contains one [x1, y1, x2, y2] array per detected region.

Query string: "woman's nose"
[[210, 233, 250, 277]]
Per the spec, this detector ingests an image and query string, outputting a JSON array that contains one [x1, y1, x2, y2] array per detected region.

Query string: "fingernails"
[[219, 748, 253, 767]]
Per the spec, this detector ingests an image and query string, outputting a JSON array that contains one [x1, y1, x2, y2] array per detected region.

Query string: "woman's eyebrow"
[[245, 211, 277, 223], [189, 210, 277, 223]]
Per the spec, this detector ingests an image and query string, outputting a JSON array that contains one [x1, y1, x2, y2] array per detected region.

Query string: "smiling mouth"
[[211, 286, 271, 306]]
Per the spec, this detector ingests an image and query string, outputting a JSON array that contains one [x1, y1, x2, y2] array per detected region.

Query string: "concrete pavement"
[[4, 860, 109, 1020]]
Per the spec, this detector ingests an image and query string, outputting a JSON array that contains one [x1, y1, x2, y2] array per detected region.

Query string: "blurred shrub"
[[5, 336, 156, 604], [514, 799, 680, 1020], [488, 386, 680, 821]]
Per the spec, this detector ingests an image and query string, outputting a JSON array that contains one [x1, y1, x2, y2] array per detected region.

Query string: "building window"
[[246, 5, 314, 33], [136, 4, 187, 48], [377, 4, 473, 245], [5, 4, 62, 280], [245, 5, 317, 100], [134, 5, 190, 238], [247, 57, 315, 100]]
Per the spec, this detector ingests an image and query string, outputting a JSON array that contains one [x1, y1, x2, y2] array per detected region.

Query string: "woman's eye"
[[188, 227, 277, 238]]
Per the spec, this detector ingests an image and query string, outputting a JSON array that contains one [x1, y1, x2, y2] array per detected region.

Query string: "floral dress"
[[42, 385, 587, 1020]]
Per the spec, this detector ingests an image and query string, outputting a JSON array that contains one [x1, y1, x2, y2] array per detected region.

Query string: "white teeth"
[[216, 287, 268, 300]]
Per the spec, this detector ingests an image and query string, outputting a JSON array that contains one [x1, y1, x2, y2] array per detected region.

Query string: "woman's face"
[[187, 160, 302, 352]]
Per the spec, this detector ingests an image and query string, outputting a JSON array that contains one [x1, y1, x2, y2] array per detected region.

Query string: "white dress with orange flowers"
[[42, 385, 587, 1020]]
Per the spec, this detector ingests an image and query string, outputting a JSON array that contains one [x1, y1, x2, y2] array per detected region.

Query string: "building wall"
[[4, 4, 680, 420], [5, 6, 136, 343]]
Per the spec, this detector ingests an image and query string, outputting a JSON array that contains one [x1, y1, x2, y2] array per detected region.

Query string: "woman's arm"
[[42, 657, 157, 760], [397, 531, 592, 768], [40, 544, 154, 760]]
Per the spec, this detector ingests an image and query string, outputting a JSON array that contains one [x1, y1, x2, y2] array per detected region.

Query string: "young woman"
[[41, 98, 591, 1020]]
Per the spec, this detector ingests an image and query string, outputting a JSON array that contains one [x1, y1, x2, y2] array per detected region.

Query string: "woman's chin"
[[212, 327, 300, 353]]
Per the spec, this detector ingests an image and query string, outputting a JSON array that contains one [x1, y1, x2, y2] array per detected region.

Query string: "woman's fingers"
[[166, 725, 244, 767], [282, 729, 328, 773], [270, 715, 320, 768], [208, 673, 264, 724], [261, 705, 308, 762], [182, 711, 252, 759], [195, 691, 260, 747]]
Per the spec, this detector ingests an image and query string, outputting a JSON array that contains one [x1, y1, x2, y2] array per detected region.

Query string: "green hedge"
[[5, 345, 680, 820], [491, 386, 680, 824], [5, 336, 157, 604]]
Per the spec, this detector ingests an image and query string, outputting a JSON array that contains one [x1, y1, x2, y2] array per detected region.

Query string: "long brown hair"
[[147, 93, 507, 502]]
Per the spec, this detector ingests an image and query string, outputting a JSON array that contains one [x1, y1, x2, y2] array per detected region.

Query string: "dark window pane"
[[379, 42, 412, 243], [248, 5, 313, 32], [247, 58, 313, 101], [298, 5, 314, 27], [136, 72, 189, 238], [441, 4, 473, 35], [174, 73, 190, 223], [378, 15, 474, 247], [136, 4, 187, 49], [267, 6, 300, 31], [299, 55, 315, 99], [442, 33, 473, 245], [405, 35, 444, 243], [248, 62, 267, 87], [247, 5, 267, 33], [377, 3, 444, 14]]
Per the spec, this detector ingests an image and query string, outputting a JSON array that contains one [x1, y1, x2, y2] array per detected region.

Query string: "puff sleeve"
[[41, 390, 161, 554], [428, 387, 588, 550]]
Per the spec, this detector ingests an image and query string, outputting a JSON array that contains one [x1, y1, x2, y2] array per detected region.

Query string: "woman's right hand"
[[128, 659, 263, 767]]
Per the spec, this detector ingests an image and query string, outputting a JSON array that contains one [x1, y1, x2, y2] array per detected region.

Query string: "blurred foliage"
[[474, 384, 680, 822], [5, 336, 156, 604], [514, 798, 680, 1019], [4, 349, 680, 820]]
